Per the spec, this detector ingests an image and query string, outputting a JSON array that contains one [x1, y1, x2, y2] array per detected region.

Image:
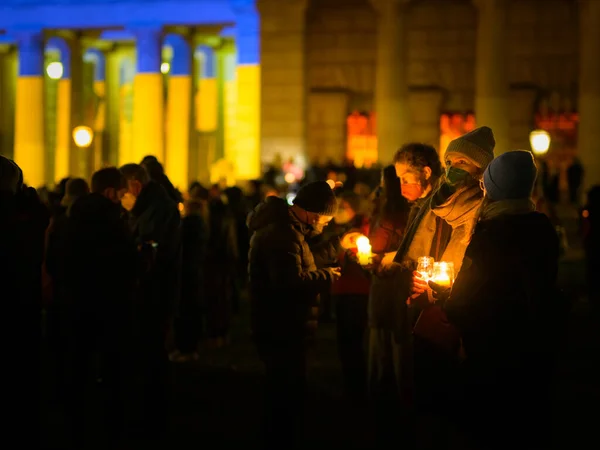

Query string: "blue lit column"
[[232, 0, 261, 180]]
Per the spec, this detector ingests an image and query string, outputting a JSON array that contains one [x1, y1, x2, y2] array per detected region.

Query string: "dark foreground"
[[41, 256, 599, 449]]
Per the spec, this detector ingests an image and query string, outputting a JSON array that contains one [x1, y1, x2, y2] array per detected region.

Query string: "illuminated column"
[[473, 0, 509, 155], [118, 56, 135, 166], [579, 0, 600, 190], [370, 0, 410, 163], [222, 43, 237, 165], [195, 44, 218, 183], [14, 31, 45, 187], [47, 37, 71, 182], [258, 0, 308, 165], [132, 26, 164, 163], [86, 49, 107, 171], [233, 1, 261, 180], [165, 34, 191, 191]]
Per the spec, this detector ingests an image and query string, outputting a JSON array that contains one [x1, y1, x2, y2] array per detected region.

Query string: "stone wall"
[[301, 0, 579, 161]]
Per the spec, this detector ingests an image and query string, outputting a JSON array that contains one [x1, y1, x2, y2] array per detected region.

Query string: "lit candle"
[[356, 235, 372, 266], [432, 262, 454, 288]]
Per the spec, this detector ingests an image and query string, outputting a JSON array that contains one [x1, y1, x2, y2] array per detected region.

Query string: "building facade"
[[0, 0, 599, 191]]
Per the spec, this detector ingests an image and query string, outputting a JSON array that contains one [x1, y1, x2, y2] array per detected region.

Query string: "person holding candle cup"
[[367, 150, 440, 448], [392, 127, 495, 447], [426, 150, 562, 449], [247, 180, 346, 449]]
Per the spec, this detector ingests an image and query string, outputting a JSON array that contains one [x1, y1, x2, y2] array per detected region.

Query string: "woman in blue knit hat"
[[431, 150, 564, 449]]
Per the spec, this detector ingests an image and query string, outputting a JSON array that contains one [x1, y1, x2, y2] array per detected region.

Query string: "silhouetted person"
[[0, 156, 49, 445], [247, 181, 343, 449], [141, 155, 183, 204], [120, 163, 181, 439], [583, 186, 600, 316], [61, 168, 137, 446], [567, 157, 584, 205]]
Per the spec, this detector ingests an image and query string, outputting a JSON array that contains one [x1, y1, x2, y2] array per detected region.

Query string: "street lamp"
[[529, 129, 551, 156], [73, 126, 94, 148]]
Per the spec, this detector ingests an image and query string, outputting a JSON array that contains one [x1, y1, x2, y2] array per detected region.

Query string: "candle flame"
[[356, 236, 370, 253]]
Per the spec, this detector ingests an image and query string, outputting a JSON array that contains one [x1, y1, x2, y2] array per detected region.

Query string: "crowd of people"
[[0, 124, 599, 449]]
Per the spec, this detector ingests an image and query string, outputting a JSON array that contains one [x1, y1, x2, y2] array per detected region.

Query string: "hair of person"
[[393, 143, 442, 177], [380, 164, 409, 220], [120, 163, 150, 185], [91, 167, 126, 194]]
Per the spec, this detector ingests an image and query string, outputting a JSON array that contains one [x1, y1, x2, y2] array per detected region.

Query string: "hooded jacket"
[[247, 196, 339, 343]]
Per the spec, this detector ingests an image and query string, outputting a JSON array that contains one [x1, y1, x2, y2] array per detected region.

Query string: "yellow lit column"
[[579, 0, 600, 190], [222, 44, 237, 164], [370, 0, 411, 163], [84, 49, 107, 171], [47, 37, 71, 182], [194, 45, 218, 184], [473, 0, 509, 155], [233, 3, 261, 180], [165, 34, 191, 191], [14, 31, 45, 187], [132, 27, 164, 163]]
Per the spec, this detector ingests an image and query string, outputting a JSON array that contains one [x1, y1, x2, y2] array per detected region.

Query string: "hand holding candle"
[[356, 235, 372, 266]]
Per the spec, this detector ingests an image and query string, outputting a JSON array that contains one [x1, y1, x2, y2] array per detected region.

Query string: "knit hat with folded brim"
[[293, 181, 338, 216], [483, 150, 537, 201], [445, 126, 496, 169]]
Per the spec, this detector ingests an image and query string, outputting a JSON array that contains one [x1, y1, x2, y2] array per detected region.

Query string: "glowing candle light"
[[432, 262, 455, 288], [417, 256, 434, 281], [356, 235, 372, 266]]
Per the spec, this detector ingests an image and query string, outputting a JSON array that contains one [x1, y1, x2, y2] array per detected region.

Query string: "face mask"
[[334, 209, 353, 225], [121, 192, 136, 211], [445, 167, 471, 186], [401, 183, 424, 201]]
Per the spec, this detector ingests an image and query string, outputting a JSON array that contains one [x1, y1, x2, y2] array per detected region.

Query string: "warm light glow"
[[417, 256, 435, 281], [356, 236, 372, 266], [178, 202, 184, 213], [161, 62, 170, 74], [432, 261, 454, 288], [46, 62, 63, 80], [582, 210, 590, 219], [326, 179, 336, 189], [529, 130, 551, 156], [284, 173, 296, 184], [72, 126, 94, 148]]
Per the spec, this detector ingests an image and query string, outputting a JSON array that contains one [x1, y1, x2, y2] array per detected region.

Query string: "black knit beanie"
[[293, 181, 338, 216]]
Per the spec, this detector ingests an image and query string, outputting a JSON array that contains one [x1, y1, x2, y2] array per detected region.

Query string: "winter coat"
[[180, 208, 209, 316], [129, 181, 182, 318], [247, 196, 340, 344], [62, 193, 137, 306], [445, 212, 560, 369]]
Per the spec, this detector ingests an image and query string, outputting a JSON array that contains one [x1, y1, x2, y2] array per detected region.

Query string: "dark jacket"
[[247, 196, 340, 344], [445, 212, 560, 367], [63, 193, 137, 310], [129, 181, 181, 317], [331, 214, 371, 296], [180, 207, 209, 315]]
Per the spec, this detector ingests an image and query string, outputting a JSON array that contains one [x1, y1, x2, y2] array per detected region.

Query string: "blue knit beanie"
[[483, 151, 537, 201]]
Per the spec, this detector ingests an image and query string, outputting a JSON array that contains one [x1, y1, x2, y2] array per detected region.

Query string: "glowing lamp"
[[161, 62, 170, 74], [46, 62, 63, 80], [72, 126, 94, 148], [529, 130, 551, 156], [284, 172, 296, 184], [356, 236, 372, 266]]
